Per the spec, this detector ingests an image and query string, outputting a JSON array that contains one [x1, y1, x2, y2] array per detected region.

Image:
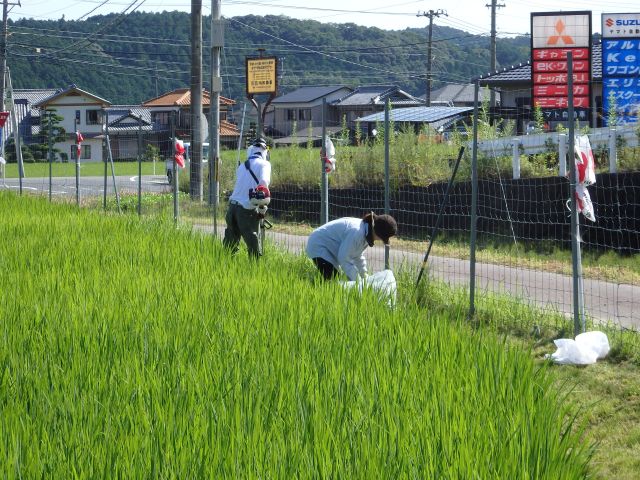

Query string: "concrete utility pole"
[[417, 9, 447, 107], [190, 0, 203, 201], [0, 0, 19, 110], [210, 0, 223, 231], [486, 0, 505, 107]]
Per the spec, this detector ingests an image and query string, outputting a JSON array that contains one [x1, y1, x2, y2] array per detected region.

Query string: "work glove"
[[257, 205, 268, 219]]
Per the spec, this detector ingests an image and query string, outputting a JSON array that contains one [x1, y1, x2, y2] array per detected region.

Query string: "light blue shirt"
[[306, 217, 369, 281]]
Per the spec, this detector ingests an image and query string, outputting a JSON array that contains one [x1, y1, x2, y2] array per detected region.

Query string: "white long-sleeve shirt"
[[306, 217, 369, 281], [228, 147, 271, 209]]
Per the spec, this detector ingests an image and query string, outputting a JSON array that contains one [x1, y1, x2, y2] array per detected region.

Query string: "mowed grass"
[[0, 192, 593, 478], [2, 160, 167, 178]]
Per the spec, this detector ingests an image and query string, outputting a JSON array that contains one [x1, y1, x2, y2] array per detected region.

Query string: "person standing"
[[306, 212, 397, 280], [223, 137, 271, 258]]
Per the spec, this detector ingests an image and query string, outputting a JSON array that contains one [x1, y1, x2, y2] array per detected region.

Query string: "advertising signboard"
[[602, 13, 640, 125], [531, 12, 592, 124]]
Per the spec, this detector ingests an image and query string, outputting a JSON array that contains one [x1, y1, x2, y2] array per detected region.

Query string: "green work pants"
[[223, 202, 260, 258]]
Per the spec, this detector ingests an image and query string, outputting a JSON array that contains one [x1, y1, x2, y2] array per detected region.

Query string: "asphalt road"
[[257, 228, 640, 331], [0, 174, 170, 196]]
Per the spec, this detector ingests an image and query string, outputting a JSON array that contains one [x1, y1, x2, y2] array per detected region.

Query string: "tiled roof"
[[335, 85, 424, 107], [14, 88, 61, 115], [142, 88, 235, 107], [106, 106, 153, 133], [272, 86, 351, 104], [220, 119, 240, 137], [429, 83, 489, 104], [107, 106, 152, 125], [273, 126, 342, 145], [479, 42, 603, 84], [356, 106, 473, 124], [34, 84, 111, 107]]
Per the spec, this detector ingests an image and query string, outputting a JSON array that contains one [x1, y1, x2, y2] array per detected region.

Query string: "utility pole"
[[0, 0, 8, 113], [486, 0, 505, 107], [1, 0, 20, 163], [210, 0, 223, 232], [417, 9, 447, 107], [190, 0, 203, 201]]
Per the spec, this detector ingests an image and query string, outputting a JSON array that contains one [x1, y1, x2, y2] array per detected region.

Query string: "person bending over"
[[306, 212, 397, 280]]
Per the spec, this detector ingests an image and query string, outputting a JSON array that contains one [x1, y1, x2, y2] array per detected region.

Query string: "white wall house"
[[35, 84, 111, 162]]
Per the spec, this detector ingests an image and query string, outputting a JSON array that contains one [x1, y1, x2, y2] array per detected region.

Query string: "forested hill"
[[7, 11, 531, 105]]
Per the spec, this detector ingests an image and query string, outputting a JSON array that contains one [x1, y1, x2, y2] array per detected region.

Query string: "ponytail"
[[363, 211, 376, 247]]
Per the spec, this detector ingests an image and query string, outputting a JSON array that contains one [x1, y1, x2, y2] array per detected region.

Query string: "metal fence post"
[[567, 52, 586, 335], [469, 80, 480, 318], [321, 98, 328, 224], [48, 111, 52, 202], [172, 111, 178, 225], [138, 116, 143, 216], [75, 117, 80, 206], [103, 109, 108, 211], [384, 99, 390, 269]]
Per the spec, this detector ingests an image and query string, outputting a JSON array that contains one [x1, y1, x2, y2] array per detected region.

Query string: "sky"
[[10, 0, 640, 37]]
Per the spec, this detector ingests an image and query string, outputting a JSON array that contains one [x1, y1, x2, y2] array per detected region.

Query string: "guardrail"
[[473, 125, 640, 178]]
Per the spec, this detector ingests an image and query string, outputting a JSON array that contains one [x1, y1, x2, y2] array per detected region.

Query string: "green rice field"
[[0, 191, 593, 478]]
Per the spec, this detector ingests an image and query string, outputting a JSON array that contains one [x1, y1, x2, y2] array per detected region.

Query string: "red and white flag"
[[174, 138, 186, 168], [76, 131, 84, 160]]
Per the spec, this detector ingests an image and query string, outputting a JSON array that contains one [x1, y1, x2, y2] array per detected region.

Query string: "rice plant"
[[0, 191, 592, 479]]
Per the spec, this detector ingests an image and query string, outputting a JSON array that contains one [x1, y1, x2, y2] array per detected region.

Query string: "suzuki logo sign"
[[602, 12, 640, 38], [532, 12, 591, 48]]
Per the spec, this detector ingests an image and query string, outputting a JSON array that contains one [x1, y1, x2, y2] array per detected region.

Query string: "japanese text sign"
[[246, 56, 278, 96]]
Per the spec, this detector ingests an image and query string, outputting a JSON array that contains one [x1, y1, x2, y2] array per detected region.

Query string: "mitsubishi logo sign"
[[532, 12, 591, 48], [546, 20, 575, 46]]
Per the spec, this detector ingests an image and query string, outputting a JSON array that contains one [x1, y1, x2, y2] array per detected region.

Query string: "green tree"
[[28, 109, 67, 162]]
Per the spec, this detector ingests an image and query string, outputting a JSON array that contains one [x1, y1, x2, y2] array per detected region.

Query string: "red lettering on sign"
[[533, 48, 589, 61], [533, 96, 590, 108]]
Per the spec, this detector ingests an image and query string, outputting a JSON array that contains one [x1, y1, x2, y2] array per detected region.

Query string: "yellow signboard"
[[246, 56, 277, 95]]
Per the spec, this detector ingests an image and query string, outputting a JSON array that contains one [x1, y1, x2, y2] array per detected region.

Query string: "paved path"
[[243, 227, 639, 330]]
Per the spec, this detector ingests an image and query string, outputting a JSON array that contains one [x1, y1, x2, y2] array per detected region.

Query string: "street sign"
[[245, 56, 278, 95], [0, 111, 9, 128]]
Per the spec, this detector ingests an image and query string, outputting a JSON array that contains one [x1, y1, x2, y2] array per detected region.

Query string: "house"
[[34, 84, 111, 162], [263, 85, 353, 142], [3, 88, 59, 147], [105, 106, 154, 159], [477, 42, 604, 132], [425, 83, 490, 107], [333, 85, 425, 127], [355, 106, 474, 138], [141, 88, 239, 153]]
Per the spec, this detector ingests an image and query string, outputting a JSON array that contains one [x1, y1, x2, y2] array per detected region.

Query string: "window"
[[152, 111, 171, 127], [71, 144, 91, 160], [298, 109, 311, 121], [86, 109, 103, 125], [286, 109, 296, 121]]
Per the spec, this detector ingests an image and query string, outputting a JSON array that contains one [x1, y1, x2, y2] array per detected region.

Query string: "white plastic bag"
[[546, 330, 610, 365], [341, 270, 397, 307]]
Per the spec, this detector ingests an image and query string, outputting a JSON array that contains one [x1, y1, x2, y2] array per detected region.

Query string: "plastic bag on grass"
[[546, 331, 610, 365], [340, 270, 397, 308]]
